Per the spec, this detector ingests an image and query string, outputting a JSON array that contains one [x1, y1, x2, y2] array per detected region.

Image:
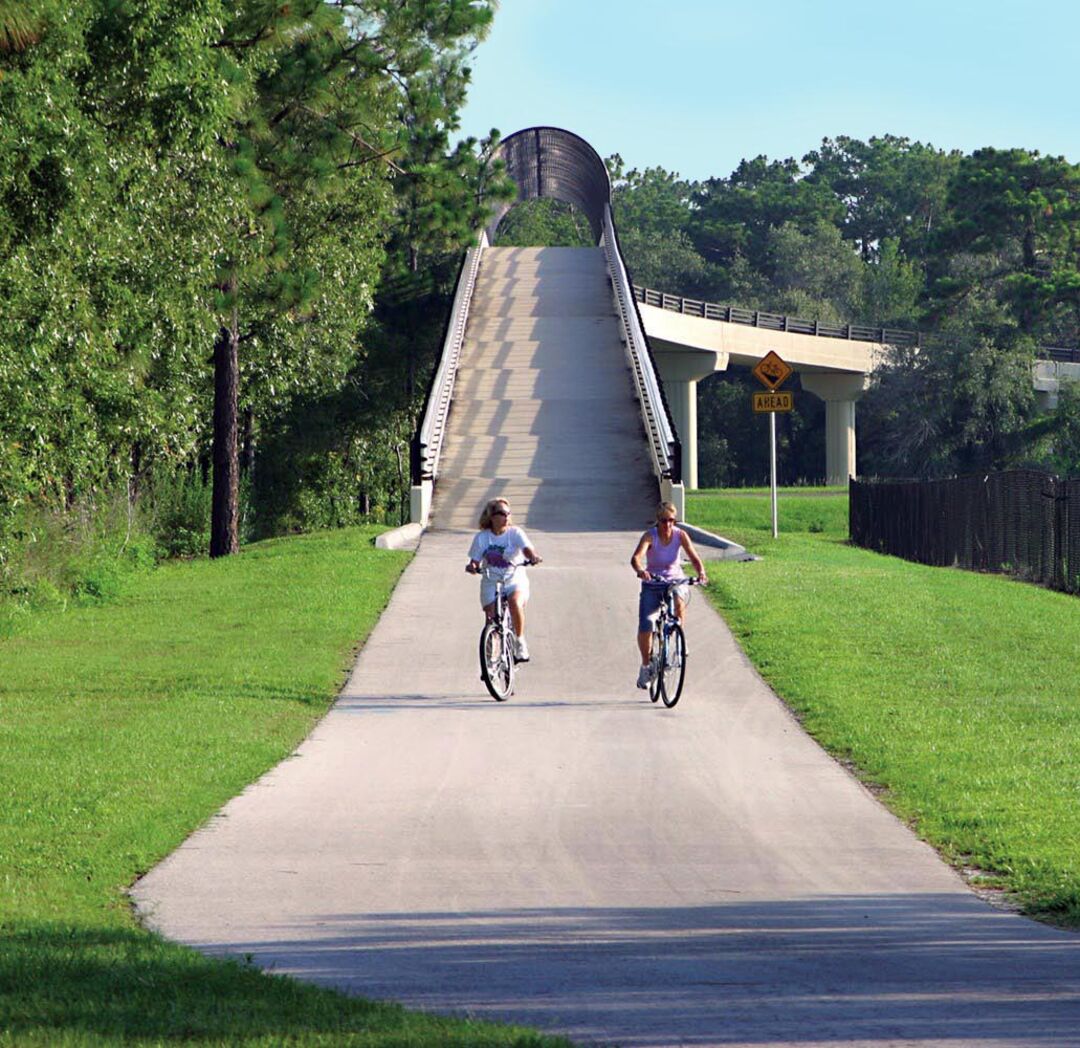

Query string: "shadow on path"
[[197, 895, 1080, 1046]]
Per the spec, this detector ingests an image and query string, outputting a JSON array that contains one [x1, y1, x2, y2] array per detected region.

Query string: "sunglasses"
[[658, 517, 677, 524], [491, 509, 509, 516]]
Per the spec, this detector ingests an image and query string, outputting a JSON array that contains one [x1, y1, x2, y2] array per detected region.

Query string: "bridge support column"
[[665, 378, 698, 488], [653, 349, 728, 489], [410, 480, 432, 527], [800, 372, 868, 485]]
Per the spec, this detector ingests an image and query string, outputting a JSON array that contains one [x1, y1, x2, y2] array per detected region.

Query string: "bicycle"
[[645, 577, 699, 708], [470, 561, 537, 702]]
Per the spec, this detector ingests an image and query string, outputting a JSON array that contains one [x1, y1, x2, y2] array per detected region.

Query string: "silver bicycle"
[[645, 578, 699, 708], [470, 562, 537, 701], [477, 567, 516, 701]]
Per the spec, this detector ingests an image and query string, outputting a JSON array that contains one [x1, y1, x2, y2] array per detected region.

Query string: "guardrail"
[[633, 286, 920, 347], [604, 209, 681, 485], [633, 285, 1080, 363], [410, 233, 487, 509]]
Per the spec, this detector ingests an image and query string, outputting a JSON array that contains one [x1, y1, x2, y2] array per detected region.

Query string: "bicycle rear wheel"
[[660, 624, 686, 708], [480, 622, 514, 701], [648, 628, 662, 703]]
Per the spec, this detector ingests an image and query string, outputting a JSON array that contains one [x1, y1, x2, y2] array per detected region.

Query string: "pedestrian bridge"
[[409, 126, 1068, 528]]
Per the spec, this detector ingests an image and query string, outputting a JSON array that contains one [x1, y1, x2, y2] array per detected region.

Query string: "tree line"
[[606, 141, 1080, 484], [5, 1, 1080, 604], [0, 0, 511, 591]]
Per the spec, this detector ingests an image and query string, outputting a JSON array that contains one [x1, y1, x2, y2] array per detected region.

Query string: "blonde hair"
[[655, 501, 678, 523], [479, 497, 511, 530]]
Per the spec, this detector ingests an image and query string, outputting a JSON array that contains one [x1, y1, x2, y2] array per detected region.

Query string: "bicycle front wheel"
[[480, 623, 514, 701], [660, 624, 686, 708]]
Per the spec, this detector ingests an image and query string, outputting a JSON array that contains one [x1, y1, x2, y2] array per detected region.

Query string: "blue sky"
[[458, 0, 1080, 182]]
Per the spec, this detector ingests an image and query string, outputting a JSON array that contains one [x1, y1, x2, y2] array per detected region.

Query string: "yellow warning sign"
[[751, 351, 793, 391], [752, 391, 794, 413]]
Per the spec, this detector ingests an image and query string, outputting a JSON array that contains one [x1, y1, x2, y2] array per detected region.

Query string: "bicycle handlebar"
[[466, 558, 542, 577]]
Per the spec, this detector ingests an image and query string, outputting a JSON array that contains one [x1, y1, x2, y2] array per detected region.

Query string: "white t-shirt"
[[468, 526, 532, 578]]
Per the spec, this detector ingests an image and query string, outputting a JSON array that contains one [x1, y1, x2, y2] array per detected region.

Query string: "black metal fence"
[[849, 470, 1080, 595]]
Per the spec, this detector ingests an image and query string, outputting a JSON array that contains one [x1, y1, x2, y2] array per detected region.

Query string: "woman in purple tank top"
[[629, 501, 708, 690]]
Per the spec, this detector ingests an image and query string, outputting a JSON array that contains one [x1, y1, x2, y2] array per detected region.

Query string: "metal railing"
[[1044, 346, 1080, 364], [605, 208, 681, 484], [633, 286, 920, 347], [633, 285, 1080, 362], [410, 233, 487, 485]]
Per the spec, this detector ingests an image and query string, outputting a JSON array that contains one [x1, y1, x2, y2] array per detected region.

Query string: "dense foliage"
[[0, 1, 505, 594], [609, 138, 1080, 483]]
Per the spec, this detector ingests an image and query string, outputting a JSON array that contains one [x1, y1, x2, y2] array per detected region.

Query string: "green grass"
[[689, 489, 1080, 925], [0, 527, 569, 1046], [690, 487, 849, 537]]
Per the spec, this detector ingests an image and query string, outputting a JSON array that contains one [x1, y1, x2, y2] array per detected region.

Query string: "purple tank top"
[[646, 527, 685, 580]]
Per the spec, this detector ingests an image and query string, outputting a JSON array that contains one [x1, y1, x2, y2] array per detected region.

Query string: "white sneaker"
[[636, 664, 651, 689], [515, 636, 530, 662]]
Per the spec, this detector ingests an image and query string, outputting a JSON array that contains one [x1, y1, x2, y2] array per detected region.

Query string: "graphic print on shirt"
[[468, 526, 531, 576]]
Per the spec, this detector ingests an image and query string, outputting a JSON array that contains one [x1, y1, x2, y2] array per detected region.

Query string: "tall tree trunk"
[[240, 407, 256, 477], [210, 313, 240, 558]]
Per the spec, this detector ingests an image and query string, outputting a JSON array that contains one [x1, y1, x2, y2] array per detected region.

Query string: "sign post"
[[750, 351, 794, 538], [770, 413, 778, 537]]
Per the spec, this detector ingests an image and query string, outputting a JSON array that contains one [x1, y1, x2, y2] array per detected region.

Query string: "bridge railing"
[[1044, 346, 1080, 364], [409, 232, 488, 525], [603, 207, 682, 495], [634, 285, 1080, 363], [633, 286, 920, 347]]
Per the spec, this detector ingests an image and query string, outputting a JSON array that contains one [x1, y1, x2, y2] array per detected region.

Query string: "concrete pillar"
[[800, 372, 868, 485], [410, 480, 432, 527], [652, 348, 728, 490], [664, 379, 698, 489]]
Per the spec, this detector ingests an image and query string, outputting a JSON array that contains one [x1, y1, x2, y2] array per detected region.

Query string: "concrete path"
[[133, 529, 1080, 1047]]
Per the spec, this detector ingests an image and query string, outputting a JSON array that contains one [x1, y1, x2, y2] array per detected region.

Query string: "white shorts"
[[481, 570, 529, 608]]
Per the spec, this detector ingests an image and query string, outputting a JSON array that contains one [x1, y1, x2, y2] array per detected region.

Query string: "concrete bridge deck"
[[432, 246, 655, 531]]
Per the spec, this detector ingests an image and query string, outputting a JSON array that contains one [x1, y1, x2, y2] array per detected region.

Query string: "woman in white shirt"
[[465, 498, 542, 661]]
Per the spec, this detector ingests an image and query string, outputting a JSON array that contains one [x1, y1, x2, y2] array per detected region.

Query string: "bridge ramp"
[[430, 246, 655, 532]]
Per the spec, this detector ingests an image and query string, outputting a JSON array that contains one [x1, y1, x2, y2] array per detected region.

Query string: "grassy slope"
[[690, 490, 1080, 923], [0, 527, 568, 1046]]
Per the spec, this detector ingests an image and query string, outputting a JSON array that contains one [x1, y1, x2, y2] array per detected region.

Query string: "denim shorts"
[[638, 579, 688, 633]]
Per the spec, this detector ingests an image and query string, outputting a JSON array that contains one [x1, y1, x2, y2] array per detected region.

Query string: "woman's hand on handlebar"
[[465, 560, 480, 575]]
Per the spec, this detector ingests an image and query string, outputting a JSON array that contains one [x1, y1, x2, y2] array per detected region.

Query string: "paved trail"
[[134, 529, 1080, 1047]]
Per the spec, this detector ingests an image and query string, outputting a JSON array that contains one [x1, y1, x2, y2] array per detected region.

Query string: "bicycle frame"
[[478, 566, 516, 700], [646, 578, 696, 707]]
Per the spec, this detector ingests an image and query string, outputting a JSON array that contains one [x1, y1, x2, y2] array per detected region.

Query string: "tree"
[[608, 159, 719, 297], [493, 198, 593, 247], [929, 148, 1080, 340], [691, 155, 843, 276], [0, 1, 228, 537], [860, 238, 923, 328], [206, 0, 498, 556], [802, 135, 960, 262], [767, 220, 864, 322], [0, 0, 45, 56], [859, 291, 1037, 477]]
